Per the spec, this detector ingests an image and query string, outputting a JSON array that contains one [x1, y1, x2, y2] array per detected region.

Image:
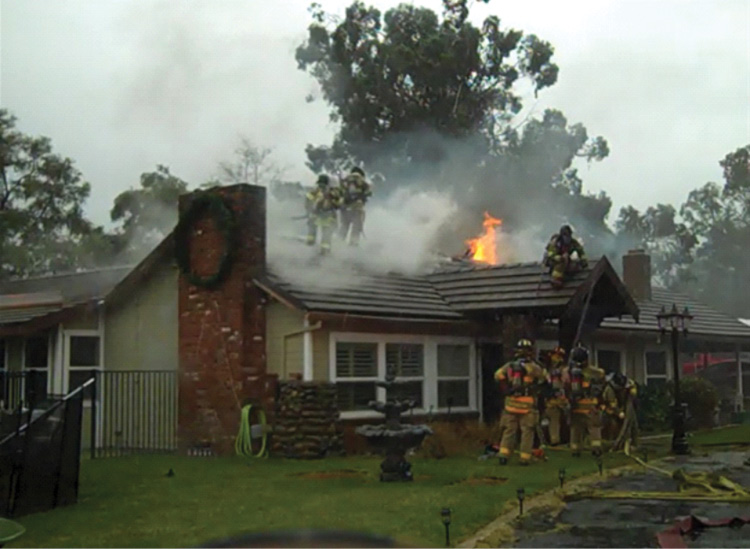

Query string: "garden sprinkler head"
[[558, 468, 566, 488], [516, 487, 525, 516]]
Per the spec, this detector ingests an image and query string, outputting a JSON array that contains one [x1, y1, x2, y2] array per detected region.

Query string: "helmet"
[[551, 346, 566, 359], [613, 372, 627, 387], [569, 345, 589, 365], [560, 225, 572, 237], [514, 338, 534, 358], [350, 166, 365, 176], [316, 174, 330, 186]]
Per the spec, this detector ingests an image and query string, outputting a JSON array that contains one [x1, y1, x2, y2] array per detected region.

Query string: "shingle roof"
[[0, 267, 132, 327], [256, 267, 462, 320], [0, 267, 132, 305], [601, 288, 750, 338], [427, 261, 592, 312], [257, 256, 638, 322]]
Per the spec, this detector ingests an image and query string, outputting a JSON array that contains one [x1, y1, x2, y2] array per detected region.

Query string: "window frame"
[[22, 333, 52, 398], [644, 347, 670, 386], [63, 330, 103, 400], [436, 343, 472, 409], [329, 333, 476, 419], [594, 344, 626, 375]]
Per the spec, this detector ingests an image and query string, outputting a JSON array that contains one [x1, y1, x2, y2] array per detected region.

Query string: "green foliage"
[[0, 109, 109, 277], [680, 376, 719, 429], [636, 382, 672, 433], [110, 164, 188, 260], [298, 1, 612, 250]]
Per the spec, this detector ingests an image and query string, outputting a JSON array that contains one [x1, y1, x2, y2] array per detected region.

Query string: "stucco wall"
[[313, 327, 329, 381], [104, 261, 178, 371]]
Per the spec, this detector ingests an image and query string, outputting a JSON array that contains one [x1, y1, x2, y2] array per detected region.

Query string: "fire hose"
[[235, 404, 268, 459]]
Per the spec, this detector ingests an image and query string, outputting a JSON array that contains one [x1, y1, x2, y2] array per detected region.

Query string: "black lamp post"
[[656, 304, 693, 455], [516, 487, 525, 516], [440, 508, 451, 547]]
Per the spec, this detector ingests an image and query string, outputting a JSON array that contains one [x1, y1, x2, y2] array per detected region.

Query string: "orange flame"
[[466, 212, 502, 265]]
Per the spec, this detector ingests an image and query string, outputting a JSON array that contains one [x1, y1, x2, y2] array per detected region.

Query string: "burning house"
[[1, 183, 748, 456]]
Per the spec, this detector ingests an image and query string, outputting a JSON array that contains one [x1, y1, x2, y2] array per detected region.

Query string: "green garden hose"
[[235, 404, 268, 458]]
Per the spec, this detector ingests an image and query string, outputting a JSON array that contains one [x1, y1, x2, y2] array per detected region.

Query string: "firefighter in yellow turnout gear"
[[494, 339, 547, 465], [305, 174, 342, 255], [544, 225, 588, 289], [563, 345, 614, 456], [543, 346, 569, 446], [602, 371, 639, 451], [339, 167, 372, 246]]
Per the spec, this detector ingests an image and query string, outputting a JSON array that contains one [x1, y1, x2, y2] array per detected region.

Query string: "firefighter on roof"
[[542, 346, 569, 446], [544, 225, 588, 288], [563, 345, 613, 456], [305, 174, 342, 255], [338, 167, 372, 246], [494, 339, 547, 465]]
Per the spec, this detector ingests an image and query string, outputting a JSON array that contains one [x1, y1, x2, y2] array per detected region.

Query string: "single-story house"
[[1, 184, 748, 453]]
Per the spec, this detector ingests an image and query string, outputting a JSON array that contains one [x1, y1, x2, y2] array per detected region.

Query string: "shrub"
[[681, 376, 719, 429], [636, 383, 672, 433], [415, 420, 499, 459]]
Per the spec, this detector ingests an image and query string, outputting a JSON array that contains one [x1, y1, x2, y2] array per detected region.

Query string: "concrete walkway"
[[462, 449, 750, 548]]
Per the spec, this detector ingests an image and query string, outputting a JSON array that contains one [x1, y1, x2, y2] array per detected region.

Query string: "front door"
[[480, 343, 504, 424]]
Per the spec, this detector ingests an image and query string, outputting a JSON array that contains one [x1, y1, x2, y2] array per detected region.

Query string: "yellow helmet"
[[514, 338, 534, 358]]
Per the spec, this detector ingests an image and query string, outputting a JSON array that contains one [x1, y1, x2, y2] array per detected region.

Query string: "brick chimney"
[[622, 249, 652, 301], [177, 184, 276, 454]]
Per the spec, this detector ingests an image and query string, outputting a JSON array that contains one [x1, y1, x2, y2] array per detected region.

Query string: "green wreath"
[[174, 192, 237, 289]]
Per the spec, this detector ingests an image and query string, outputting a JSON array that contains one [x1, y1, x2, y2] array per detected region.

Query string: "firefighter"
[[494, 339, 547, 466], [338, 167, 372, 246], [544, 225, 588, 288], [305, 174, 342, 254], [563, 345, 608, 457], [603, 371, 639, 451], [543, 346, 569, 446]]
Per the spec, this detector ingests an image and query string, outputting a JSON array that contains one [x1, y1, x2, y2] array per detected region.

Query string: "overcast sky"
[[1, 0, 748, 227]]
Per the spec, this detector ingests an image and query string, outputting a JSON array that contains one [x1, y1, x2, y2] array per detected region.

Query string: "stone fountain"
[[355, 364, 433, 481]]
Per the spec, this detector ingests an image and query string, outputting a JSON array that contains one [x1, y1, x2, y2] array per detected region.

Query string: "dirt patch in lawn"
[[291, 469, 367, 479], [457, 476, 509, 486]]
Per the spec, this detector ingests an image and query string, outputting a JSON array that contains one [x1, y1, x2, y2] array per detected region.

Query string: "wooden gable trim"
[[306, 311, 480, 337]]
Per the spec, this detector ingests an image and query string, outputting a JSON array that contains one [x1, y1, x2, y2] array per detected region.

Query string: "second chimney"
[[622, 249, 652, 301]]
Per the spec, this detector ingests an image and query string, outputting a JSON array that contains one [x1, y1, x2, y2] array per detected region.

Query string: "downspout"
[[280, 317, 322, 381], [736, 343, 744, 411]]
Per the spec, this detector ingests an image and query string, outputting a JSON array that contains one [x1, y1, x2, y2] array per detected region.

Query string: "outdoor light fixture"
[[440, 508, 451, 547], [516, 487, 525, 516], [596, 454, 603, 476], [558, 468, 566, 488], [656, 303, 694, 455]]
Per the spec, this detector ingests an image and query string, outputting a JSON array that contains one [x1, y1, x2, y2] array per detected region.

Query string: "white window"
[[65, 334, 101, 397], [386, 343, 424, 408], [645, 351, 668, 387], [335, 342, 378, 412], [23, 334, 50, 397], [437, 344, 470, 408], [330, 334, 476, 417]]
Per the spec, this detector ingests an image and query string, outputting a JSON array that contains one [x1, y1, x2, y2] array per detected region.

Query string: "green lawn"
[[8, 424, 748, 548], [9, 451, 625, 548]]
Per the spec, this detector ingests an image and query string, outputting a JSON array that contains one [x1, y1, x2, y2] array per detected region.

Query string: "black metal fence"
[[94, 370, 177, 458], [0, 379, 88, 518]]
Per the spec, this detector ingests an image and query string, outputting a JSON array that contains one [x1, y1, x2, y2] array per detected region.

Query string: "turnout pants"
[[570, 410, 602, 452], [545, 406, 564, 446], [550, 257, 583, 287], [499, 410, 536, 462], [307, 214, 337, 253], [339, 208, 365, 245]]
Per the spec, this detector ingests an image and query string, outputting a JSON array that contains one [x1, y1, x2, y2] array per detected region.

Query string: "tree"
[[0, 109, 106, 277], [676, 145, 750, 316], [110, 165, 189, 260], [297, 1, 612, 258], [213, 137, 286, 187]]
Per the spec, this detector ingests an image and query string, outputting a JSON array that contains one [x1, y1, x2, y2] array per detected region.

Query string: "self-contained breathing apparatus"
[[509, 359, 529, 395]]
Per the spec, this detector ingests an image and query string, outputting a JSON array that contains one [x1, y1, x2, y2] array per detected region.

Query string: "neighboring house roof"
[[600, 288, 750, 339], [256, 256, 639, 324], [0, 266, 132, 329], [740, 318, 750, 328], [256, 268, 463, 321]]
